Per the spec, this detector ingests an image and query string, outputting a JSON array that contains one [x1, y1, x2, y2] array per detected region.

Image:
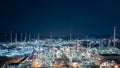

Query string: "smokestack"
[[37, 34, 40, 40], [10, 31, 12, 44], [113, 26, 116, 47], [15, 33, 17, 43], [20, 33, 22, 42], [24, 33, 27, 42], [50, 32, 52, 39], [29, 33, 31, 41], [70, 34, 72, 41], [34, 34, 35, 40]]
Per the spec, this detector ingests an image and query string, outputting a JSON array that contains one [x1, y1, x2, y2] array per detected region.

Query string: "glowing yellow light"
[[97, 58, 101, 60], [82, 53, 84, 56], [102, 62, 106, 65], [114, 65, 119, 68], [72, 62, 80, 67]]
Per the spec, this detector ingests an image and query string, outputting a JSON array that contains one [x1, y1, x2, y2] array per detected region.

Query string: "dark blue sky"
[[0, 0, 120, 36]]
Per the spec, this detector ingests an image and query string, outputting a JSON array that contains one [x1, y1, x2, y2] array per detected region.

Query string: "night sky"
[[0, 0, 120, 37]]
